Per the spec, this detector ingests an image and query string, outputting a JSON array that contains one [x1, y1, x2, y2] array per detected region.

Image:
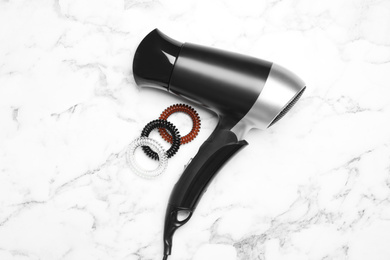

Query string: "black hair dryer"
[[133, 29, 306, 259]]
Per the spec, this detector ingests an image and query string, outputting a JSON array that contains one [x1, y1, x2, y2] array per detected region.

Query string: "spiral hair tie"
[[141, 119, 181, 160], [126, 137, 168, 178], [158, 104, 201, 145]]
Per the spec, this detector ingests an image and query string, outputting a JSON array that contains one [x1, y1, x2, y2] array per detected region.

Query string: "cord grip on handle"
[[163, 204, 193, 256]]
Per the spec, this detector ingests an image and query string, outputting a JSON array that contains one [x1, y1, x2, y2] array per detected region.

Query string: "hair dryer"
[[132, 29, 306, 259]]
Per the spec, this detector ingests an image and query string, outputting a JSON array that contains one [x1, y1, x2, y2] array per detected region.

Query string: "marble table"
[[1, 0, 390, 259]]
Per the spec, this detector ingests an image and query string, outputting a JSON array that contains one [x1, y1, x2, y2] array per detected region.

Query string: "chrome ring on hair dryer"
[[133, 28, 306, 259]]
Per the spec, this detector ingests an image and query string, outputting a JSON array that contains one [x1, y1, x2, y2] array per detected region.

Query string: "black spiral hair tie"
[[141, 119, 181, 160]]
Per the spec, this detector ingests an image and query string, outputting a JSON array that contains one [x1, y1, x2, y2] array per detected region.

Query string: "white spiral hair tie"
[[126, 137, 168, 178]]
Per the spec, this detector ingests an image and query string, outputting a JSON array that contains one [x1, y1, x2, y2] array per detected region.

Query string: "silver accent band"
[[231, 63, 305, 139]]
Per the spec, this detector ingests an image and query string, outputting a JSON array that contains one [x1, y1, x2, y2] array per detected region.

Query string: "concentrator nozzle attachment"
[[133, 29, 182, 90]]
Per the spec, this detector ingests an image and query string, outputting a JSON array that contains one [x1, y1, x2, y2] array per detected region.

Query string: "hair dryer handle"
[[163, 119, 248, 256]]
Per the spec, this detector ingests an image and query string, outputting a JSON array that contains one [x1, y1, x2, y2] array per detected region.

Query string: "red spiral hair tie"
[[158, 104, 201, 145]]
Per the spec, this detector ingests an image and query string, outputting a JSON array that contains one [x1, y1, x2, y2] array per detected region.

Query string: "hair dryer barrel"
[[133, 29, 271, 128], [133, 29, 305, 131]]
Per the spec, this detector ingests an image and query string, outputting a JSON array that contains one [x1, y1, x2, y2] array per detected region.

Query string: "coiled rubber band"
[[126, 137, 168, 178], [141, 119, 181, 160], [158, 104, 201, 145]]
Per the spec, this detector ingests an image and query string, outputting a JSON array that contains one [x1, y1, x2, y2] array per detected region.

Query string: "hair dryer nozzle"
[[133, 29, 182, 91]]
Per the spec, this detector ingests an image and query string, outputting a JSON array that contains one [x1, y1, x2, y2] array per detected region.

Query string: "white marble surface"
[[1, 0, 390, 259]]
